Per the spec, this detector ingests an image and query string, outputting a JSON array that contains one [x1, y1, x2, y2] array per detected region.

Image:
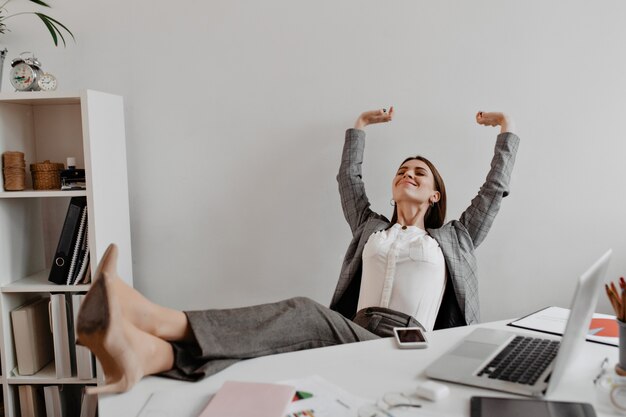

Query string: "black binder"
[[48, 197, 87, 284]]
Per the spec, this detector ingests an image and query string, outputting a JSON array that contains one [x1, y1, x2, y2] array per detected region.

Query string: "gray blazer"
[[330, 128, 520, 328]]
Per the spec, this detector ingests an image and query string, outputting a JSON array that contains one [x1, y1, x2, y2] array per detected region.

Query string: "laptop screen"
[[546, 249, 612, 395]]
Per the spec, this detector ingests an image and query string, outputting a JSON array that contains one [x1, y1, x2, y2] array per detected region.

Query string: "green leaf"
[[1, 4, 74, 47], [35, 13, 74, 46], [36, 13, 59, 46], [26, 0, 51, 8], [37, 13, 74, 40]]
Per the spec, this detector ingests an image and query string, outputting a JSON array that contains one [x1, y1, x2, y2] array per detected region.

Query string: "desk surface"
[[99, 320, 622, 417]]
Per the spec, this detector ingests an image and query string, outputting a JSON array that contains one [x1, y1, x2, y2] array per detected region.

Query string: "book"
[[77, 256, 91, 284], [508, 306, 618, 347], [49, 196, 87, 285], [71, 293, 95, 379], [198, 381, 296, 417], [67, 206, 88, 285], [61, 167, 86, 190], [79, 390, 98, 417], [72, 229, 90, 285], [43, 386, 66, 417], [11, 297, 54, 375], [18, 385, 46, 417], [78, 258, 92, 284], [49, 294, 76, 378]]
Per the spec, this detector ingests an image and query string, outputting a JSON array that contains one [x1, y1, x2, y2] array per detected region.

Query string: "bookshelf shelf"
[[7, 363, 97, 385], [0, 189, 87, 199], [0, 91, 81, 105], [1, 270, 91, 293], [0, 90, 133, 417]]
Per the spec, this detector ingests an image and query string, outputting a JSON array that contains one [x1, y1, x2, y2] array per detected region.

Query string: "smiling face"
[[392, 159, 440, 207], [390, 155, 447, 229]]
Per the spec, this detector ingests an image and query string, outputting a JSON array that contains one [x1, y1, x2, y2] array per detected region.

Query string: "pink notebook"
[[199, 380, 296, 417]]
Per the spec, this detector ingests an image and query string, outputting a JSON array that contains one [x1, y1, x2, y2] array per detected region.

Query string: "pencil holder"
[[618, 320, 626, 375]]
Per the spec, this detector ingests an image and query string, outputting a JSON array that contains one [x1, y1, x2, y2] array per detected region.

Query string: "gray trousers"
[[160, 297, 383, 381]]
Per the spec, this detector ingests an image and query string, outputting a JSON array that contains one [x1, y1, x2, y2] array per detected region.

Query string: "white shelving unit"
[[0, 90, 133, 417]]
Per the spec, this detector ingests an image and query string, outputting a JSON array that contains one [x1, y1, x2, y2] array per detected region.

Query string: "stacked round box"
[[2, 151, 26, 191], [30, 160, 64, 190]]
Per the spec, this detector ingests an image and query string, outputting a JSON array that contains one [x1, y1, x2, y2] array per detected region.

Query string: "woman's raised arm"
[[476, 111, 516, 135], [338, 107, 394, 234], [354, 107, 394, 129], [458, 111, 520, 247]]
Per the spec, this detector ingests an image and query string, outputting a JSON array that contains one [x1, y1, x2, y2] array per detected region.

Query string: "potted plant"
[[0, 0, 73, 90], [1, 0, 74, 46]]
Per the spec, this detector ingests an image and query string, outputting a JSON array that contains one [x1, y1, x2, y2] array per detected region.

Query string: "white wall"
[[3, 0, 625, 321]]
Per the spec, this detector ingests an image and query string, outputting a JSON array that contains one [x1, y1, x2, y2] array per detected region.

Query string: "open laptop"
[[425, 249, 612, 397]]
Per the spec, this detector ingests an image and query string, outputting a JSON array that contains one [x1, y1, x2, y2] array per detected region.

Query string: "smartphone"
[[393, 326, 428, 349]]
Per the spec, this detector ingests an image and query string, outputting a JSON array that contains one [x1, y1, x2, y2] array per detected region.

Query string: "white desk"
[[99, 320, 622, 416]]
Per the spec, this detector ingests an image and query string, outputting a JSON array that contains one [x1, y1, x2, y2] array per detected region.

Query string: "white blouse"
[[357, 223, 447, 331]]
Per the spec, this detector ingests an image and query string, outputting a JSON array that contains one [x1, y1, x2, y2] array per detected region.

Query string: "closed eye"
[[397, 168, 427, 176]]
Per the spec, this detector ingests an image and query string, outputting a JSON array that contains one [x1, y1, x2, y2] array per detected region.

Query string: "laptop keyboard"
[[477, 336, 560, 385]]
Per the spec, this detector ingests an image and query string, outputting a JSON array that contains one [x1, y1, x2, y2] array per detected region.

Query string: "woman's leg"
[[77, 244, 378, 391], [76, 269, 176, 394], [96, 244, 377, 359], [98, 244, 193, 342], [163, 296, 378, 381], [113, 279, 193, 341], [186, 296, 376, 358]]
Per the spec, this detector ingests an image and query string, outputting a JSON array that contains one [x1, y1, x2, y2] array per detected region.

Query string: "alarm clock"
[[9, 54, 43, 91], [37, 73, 58, 91]]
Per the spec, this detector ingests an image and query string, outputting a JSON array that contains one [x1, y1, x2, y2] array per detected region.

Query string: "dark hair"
[[390, 156, 447, 229]]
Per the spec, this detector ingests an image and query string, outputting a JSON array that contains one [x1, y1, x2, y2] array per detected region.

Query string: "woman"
[[76, 109, 519, 394], [331, 108, 519, 334]]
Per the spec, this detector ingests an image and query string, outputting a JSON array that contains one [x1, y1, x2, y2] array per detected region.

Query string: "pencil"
[[609, 283, 622, 311], [606, 284, 621, 317], [612, 282, 620, 297], [621, 276, 626, 290]]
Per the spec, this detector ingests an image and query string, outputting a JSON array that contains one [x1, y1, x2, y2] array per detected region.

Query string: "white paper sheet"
[[509, 306, 618, 346], [280, 375, 371, 417], [135, 390, 211, 417]]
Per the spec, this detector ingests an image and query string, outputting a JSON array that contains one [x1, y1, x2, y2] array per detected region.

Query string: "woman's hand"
[[476, 111, 516, 135], [354, 107, 394, 130]]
